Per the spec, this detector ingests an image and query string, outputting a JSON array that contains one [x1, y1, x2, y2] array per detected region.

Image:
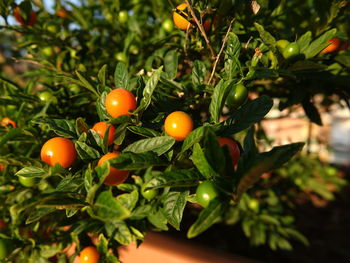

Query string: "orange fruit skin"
[[105, 89, 137, 118], [80, 246, 100, 263], [0, 164, 5, 171], [57, 8, 69, 18], [164, 111, 193, 141], [98, 152, 129, 186], [40, 137, 77, 168], [218, 137, 240, 169], [321, 38, 340, 54], [173, 3, 191, 30], [92, 122, 116, 145], [1, 117, 17, 128]]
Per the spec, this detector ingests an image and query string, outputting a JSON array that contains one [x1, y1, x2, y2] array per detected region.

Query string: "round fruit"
[[42, 46, 54, 57], [226, 83, 248, 108], [40, 137, 77, 168], [92, 122, 116, 145], [118, 10, 128, 23], [141, 185, 158, 200], [0, 164, 5, 172], [44, 21, 59, 34], [1, 117, 17, 128], [105, 88, 137, 118], [196, 181, 219, 208], [80, 246, 100, 263], [115, 52, 127, 63], [38, 91, 57, 103], [173, 3, 191, 30], [248, 199, 260, 212], [218, 137, 240, 169], [164, 111, 193, 141], [97, 152, 129, 186], [282, 42, 300, 59], [0, 219, 6, 229], [203, 19, 211, 32], [162, 18, 174, 32], [321, 38, 340, 54], [129, 44, 139, 55], [57, 8, 69, 18], [18, 175, 40, 187], [276, 39, 290, 53]]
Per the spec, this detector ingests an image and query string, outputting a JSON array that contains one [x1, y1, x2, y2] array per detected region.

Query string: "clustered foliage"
[[0, 0, 349, 262]]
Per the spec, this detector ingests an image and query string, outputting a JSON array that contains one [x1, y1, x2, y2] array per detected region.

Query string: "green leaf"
[[31, 118, 77, 138], [75, 141, 101, 162], [162, 191, 188, 230], [164, 50, 178, 79], [109, 152, 167, 170], [114, 221, 133, 245], [303, 28, 337, 59], [96, 91, 110, 120], [302, 99, 322, 125], [283, 228, 309, 246], [127, 126, 161, 137], [116, 190, 139, 211], [135, 66, 163, 113], [93, 191, 130, 221], [0, 128, 23, 148], [221, 96, 273, 136], [55, 176, 84, 193], [190, 143, 219, 179], [236, 143, 304, 200], [180, 126, 207, 154], [192, 60, 207, 86], [114, 62, 129, 90], [297, 31, 312, 53], [209, 80, 231, 123], [75, 70, 99, 96], [254, 22, 276, 51], [123, 136, 175, 156], [26, 208, 56, 224], [97, 234, 109, 255], [223, 32, 241, 80], [187, 199, 225, 238], [15, 167, 46, 178], [148, 209, 168, 230], [98, 64, 107, 86], [145, 170, 200, 189]]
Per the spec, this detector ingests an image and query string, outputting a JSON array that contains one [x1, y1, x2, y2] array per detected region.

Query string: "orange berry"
[[92, 122, 116, 145], [1, 117, 17, 128], [173, 3, 191, 30], [40, 137, 77, 168], [321, 38, 340, 54], [97, 152, 128, 186], [80, 246, 99, 263], [105, 88, 137, 118], [164, 111, 193, 141]]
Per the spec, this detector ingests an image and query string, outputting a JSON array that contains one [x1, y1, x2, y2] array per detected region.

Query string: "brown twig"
[[12, 58, 72, 76], [207, 19, 234, 85], [184, 0, 216, 59]]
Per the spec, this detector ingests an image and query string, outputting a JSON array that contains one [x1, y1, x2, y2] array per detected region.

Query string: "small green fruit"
[[118, 10, 128, 23], [282, 42, 300, 59], [226, 83, 248, 108]]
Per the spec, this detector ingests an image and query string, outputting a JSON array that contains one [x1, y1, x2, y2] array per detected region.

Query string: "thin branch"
[[12, 58, 72, 76], [207, 19, 234, 85], [184, 0, 216, 59]]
